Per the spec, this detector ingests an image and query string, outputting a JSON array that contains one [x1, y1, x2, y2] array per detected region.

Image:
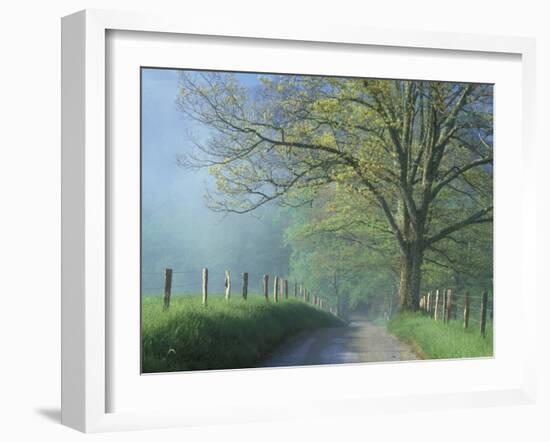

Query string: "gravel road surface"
[[258, 314, 418, 367]]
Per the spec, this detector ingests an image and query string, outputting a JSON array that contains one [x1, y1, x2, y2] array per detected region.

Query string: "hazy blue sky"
[[141, 68, 264, 209]]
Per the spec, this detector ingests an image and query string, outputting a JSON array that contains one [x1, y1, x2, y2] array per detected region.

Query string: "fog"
[[141, 69, 289, 296]]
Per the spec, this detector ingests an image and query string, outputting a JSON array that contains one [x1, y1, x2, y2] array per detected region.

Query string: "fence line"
[[419, 288, 493, 338], [147, 267, 340, 318]]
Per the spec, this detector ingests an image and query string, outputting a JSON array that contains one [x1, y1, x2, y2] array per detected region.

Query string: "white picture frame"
[[61, 9, 537, 433]]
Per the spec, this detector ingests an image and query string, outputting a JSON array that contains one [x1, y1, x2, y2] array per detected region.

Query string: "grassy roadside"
[[388, 313, 493, 360], [142, 295, 344, 373]]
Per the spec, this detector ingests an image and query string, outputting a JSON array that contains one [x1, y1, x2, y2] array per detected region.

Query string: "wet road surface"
[[258, 314, 418, 367]]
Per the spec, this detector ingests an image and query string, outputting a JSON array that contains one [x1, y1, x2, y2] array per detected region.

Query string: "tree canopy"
[[176, 72, 493, 311]]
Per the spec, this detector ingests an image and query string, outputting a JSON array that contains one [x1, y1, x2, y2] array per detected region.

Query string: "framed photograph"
[[61, 9, 537, 433]]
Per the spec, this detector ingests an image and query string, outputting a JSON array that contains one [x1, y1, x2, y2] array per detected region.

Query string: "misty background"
[[141, 68, 289, 295]]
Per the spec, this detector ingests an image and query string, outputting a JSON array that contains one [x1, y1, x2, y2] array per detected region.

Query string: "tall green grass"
[[388, 312, 493, 359], [142, 295, 344, 373]]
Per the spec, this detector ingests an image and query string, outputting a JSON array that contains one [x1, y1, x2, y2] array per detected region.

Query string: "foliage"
[[142, 295, 344, 372], [176, 72, 493, 310], [282, 189, 399, 317], [388, 313, 493, 359]]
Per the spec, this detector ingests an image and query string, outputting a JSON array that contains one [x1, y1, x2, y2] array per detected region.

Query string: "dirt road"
[[258, 314, 418, 367]]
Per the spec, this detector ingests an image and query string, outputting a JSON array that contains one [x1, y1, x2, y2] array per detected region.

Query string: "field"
[[142, 295, 344, 373], [387, 313, 493, 360]]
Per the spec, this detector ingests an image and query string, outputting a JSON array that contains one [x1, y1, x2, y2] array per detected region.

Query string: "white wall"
[[0, 1, 547, 441]]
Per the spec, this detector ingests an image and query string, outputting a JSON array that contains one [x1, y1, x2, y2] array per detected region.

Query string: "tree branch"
[[431, 156, 493, 201], [426, 206, 493, 246]]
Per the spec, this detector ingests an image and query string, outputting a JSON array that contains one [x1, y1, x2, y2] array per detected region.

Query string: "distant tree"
[[176, 73, 493, 311]]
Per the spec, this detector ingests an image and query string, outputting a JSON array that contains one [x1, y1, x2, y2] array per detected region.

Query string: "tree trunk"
[[398, 243, 423, 311]]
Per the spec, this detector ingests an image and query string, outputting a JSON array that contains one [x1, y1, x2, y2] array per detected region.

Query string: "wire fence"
[[143, 266, 340, 317], [143, 268, 231, 296], [142, 269, 278, 294], [419, 288, 493, 337], [143, 268, 492, 335]]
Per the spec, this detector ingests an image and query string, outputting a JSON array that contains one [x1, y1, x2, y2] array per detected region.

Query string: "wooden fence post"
[[434, 289, 439, 321], [284, 279, 288, 299], [480, 290, 489, 337], [427, 291, 431, 314], [202, 268, 208, 306], [163, 268, 172, 311], [273, 276, 279, 302], [263, 274, 269, 301], [463, 291, 470, 329], [445, 288, 452, 323], [242, 272, 248, 300], [224, 270, 231, 301], [444, 289, 448, 322], [442, 289, 447, 321], [294, 282, 297, 297]]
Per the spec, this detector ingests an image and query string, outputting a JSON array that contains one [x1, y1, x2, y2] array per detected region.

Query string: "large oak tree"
[[176, 72, 493, 311]]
